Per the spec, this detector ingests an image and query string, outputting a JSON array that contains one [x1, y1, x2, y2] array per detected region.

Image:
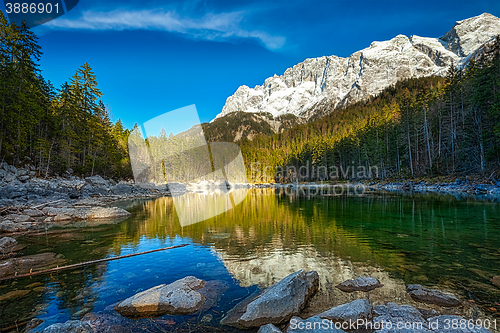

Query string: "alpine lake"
[[1, 187, 500, 332]]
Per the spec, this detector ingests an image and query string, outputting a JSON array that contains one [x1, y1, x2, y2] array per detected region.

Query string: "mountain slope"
[[213, 13, 500, 124]]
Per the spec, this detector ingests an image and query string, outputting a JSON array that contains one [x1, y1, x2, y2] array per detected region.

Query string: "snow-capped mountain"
[[213, 13, 500, 122]]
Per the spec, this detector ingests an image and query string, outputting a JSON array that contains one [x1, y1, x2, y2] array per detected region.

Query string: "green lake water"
[[1, 188, 500, 332]]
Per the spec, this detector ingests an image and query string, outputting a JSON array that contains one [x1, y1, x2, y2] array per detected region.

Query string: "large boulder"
[[373, 302, 428, 331], [85, 175, 109, 187], [42, 320, 93, 333], [114, 276, 206, 318], [286, 316, 346, 333], [317, 299, 372, 323], [336, 276, 383, 292], [110, 183, 133, 195], [406, 285, 461, 307], [221, 270, 319, 328]]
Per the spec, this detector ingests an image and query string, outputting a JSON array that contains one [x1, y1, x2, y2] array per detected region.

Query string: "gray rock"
[[0, 260, 14, 278], [85, 175, 109, 187], [317, 299, 372, 322], [0, 252, 65, 278], [78, 207, 131, 220], [22, 209, 44, 217], [4, 174, 17, 182], [42, 320, 93, 333], [42, 207, 130, 221], [136, 183, 158, 190], [0, 221, 19, 233], [25, 318, 44, 331], [428, 315, 491, 333], [0, 237, 18, 252], [114, 276, 206, 317], [286, 316, 345, 333], [3, 164, 17, 174], [13, 215, 32, 223], [18, 175, 30, 182], [42, 207, 76, 217], [373, 303, 428, 331], [168, 182, 188, 194], [406, 285, 461, 307], [336, 276, 383, 292], [54, 214, 72, 222], [259, 323, 283, 333], [110, 183, 133, 195], [221, 270, 319, 328]]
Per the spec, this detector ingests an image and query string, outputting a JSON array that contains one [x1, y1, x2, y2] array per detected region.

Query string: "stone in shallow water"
[[114, 276, 206, 318], [286, 316, 345, 333], [0, 236, 17, 252], [406, 284, 461, 307], [25, 318, 43, 331], [42, 320, 93, 333], [220, 270, 319, 328], [0, 289, 30, 301], [317, 299, 372, 322], [335, 276, 383, 292]]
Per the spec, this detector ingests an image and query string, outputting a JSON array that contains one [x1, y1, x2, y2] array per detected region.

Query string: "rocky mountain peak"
[[440, 13, 500, 57], [213, 13, 500, 125]]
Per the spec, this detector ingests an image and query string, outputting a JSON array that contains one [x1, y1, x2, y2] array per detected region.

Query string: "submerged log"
[[0, 243, 189, 282]]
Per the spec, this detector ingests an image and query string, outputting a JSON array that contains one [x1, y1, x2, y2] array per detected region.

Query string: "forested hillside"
[[0, 12, 131, 178], [2, 12, 499, 184], [240, 37, 500, 183]]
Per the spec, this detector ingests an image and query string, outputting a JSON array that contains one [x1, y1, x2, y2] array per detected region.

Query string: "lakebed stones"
[[0, 252, 65, 278], [317, 299, 372, 322], [114, 276, 206, 318], [406, 284, 461, 307], [221, 270, 319, 328], [0, 220, 41, 233], [335, 276, 383, 292], [42, 320, 93, 333], [0, 236, 18, 252]]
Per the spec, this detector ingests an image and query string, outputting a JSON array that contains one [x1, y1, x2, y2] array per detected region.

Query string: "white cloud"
[[45, 9, 286, 50]]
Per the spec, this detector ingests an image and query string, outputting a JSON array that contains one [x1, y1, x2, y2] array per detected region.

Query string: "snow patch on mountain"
[[213, 13, 500, 122]]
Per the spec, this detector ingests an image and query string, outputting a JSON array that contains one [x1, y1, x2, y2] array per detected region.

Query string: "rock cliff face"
[[214, 13, 500, 122]]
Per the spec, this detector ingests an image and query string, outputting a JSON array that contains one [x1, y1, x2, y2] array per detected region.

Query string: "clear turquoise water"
[[1, 189, 499, 332]]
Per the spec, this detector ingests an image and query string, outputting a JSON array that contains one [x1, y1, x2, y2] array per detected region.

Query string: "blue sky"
[[2, 0, 500, 128]]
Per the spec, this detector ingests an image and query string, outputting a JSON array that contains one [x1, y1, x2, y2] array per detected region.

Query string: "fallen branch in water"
[[0, 243, 189, 282]]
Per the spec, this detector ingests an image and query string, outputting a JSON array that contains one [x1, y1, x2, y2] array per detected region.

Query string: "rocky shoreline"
[[32, 272, 495, 333], [272, 178, 500, 197], [0, 163, 188, 235]]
